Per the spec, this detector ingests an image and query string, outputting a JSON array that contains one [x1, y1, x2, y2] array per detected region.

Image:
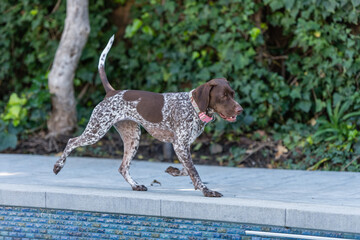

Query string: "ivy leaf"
[[297, 100, 312, 113], [354, 142, 360, 154], [196, 68, 210, 80], [284, 0, 295, 10], [290, 88, 301, 99], [4, 105, 21, 120], [351, 0, 360, 7], [125, 19, 143, 38], [348, 9, 358, 24], [142, 25, 155, 36], [315, 99, 326, 113], [0, 132, 17, 151], [234, 54, 249, 70], [30, 9, 38, 16], [198, 33, 210, 45], [269, 1, 285, 11], [192, 51, 200, 60], [164, 1, 176, 13], [249, 27, 261, 41], [243, 114, 254, 125], [8, 93, 27, 106], [322, 0, 338, 13]]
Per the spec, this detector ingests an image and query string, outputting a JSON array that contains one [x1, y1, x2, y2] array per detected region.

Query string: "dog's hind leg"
[[53, 106, 114, 174], [114, 120, 146, 191]]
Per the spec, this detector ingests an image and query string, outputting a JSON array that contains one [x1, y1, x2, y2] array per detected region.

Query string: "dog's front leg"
[[173, 142, 222, 197]]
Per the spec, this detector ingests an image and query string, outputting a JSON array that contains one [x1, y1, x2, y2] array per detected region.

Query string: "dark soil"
[[3, 130, 289, 168]]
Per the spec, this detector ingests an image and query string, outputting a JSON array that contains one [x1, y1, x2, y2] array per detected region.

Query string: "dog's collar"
[[189, 90, 213, 123]]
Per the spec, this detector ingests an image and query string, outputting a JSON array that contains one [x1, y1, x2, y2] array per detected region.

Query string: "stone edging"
[[0, 183, 359, 234]]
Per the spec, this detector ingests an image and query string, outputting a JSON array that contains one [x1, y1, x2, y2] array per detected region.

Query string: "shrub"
[[1, 0, 360, 170], [119, 0, 360, 132]]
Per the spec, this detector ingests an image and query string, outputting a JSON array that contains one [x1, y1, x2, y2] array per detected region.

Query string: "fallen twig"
[[341, 155, 360, 171], [263, 52, 289, 60], [242, 142, 274, 162], [77, 83, 90, 101], [50, 0, 62, 14]]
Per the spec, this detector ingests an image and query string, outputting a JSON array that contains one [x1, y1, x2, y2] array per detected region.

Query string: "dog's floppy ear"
[[193, 80, 217, 112]]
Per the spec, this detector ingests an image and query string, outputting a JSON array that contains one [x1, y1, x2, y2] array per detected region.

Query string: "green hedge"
[[120, 0, 360, 127], [1, 0, 360, 170]]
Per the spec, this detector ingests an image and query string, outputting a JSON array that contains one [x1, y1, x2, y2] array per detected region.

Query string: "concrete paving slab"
[[0, 153, 360, 233], [0, 185, 45, 208], [286, 204, 360, 234], [160, 197, 286, 226]]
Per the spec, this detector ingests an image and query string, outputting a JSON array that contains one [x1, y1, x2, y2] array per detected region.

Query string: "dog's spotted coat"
[[53, 35, 243, 197]]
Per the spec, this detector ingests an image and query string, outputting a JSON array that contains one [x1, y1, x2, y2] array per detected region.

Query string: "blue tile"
[[178, 236, 189, 240], [17, 232, 26, 237], [0, 205, 359, 240], [109, 234, 120, 239]]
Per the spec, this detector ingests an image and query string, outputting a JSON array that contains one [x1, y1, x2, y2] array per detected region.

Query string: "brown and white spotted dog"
[[53, 35, 243, 197]]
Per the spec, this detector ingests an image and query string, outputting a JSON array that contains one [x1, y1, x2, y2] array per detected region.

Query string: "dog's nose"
[[236, 105, 243, 114]]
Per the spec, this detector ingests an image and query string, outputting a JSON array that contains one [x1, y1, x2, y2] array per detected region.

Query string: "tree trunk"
[[47, 0, 90, 136]]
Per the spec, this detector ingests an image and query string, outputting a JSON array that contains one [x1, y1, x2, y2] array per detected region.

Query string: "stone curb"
[[1, 183, 359, 234]]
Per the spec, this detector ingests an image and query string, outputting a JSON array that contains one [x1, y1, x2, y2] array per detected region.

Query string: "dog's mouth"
[[218, 113, 237, 122]]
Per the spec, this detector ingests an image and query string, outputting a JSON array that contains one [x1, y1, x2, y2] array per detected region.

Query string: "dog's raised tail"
[[98, 34, 115, 93]]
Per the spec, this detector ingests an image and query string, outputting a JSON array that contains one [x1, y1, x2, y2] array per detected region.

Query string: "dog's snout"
[[235, 105, 243, 114]]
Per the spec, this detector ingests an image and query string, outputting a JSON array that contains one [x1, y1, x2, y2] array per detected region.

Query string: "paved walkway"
[[0, 154, 360, 234]]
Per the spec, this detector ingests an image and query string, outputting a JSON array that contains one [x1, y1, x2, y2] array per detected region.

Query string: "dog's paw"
[[132, 185, 148, 191], [202, 188, 223, 197], [53, 164, 63, 175]]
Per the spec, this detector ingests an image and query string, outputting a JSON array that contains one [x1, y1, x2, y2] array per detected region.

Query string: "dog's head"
[[192, 78, 243, 122]]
